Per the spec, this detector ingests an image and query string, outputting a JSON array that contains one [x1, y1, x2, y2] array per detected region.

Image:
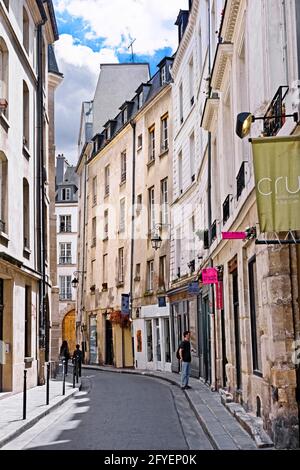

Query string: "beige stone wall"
[[211, 195, 299, 447], [133, 86, 172, 311]]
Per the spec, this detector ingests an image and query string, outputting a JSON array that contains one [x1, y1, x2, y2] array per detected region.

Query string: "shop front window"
[[146, 320, 153, 362], [164, 318, 171, 363], [155, 318, 161, 362]]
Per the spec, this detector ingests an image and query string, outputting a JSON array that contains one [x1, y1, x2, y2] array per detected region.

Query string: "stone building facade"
[[76, 64, 150, 366], [168, 0, 209, 379], [199, 0, 300, 448], [0, 0, 60, 393], [54, 154, 78, 357]]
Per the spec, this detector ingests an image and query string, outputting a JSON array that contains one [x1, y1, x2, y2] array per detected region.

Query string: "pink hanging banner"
[[222, 232, 246, 240], [216, 281, 223, 310], [202, 268, 218, 285]]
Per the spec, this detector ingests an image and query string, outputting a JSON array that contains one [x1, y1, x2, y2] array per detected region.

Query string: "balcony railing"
[[0, 219, 5, 233], [211, 220, 217, 243], [236, 162, 246, 200], [223, 195, 230, 225], [120, 172, 126, 184], [59, 257, 72, 264], [263, 86, 289, 137], [105, 185, 110, 196]]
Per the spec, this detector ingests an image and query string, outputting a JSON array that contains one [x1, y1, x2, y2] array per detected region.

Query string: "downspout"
[[130, 120, 137, 367], [296, 0, 300, 78], [207, 0, 217, 390], [36, 13, 47, 378], [282, 0, 289, 85]]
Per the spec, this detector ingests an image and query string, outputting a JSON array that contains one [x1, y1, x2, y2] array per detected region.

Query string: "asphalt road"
[[3, 369, 212, 450]]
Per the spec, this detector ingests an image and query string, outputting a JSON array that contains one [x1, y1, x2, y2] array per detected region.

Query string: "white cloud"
[[53, 0, 188, 55], [54, 35, 119, 163], [55, 34, 118, 74]]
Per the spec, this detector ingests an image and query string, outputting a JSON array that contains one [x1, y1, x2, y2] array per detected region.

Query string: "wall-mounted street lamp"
[[236, 111, 299, 139], [151, 223, 171, 251], [72, 271, 86, 288]]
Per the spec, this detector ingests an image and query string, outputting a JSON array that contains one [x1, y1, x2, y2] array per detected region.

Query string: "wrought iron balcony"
[[223, 195, 230, 225], [211, 220, 217, 243], [263, 86, 289, 137], [236, 162, 246, 200]]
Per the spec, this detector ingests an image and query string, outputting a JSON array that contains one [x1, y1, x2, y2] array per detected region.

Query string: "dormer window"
[[122, 107, 128, 124], [138, 92, 143, 110], [161, 66, 167, 86], [175, 10, 189, 44], [106, 125, 111, 140], [62, 188, 71, 201]]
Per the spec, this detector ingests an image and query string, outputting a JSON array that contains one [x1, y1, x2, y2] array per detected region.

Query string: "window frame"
[[248, 256, 263, 376], [147, 259, 154, 292]]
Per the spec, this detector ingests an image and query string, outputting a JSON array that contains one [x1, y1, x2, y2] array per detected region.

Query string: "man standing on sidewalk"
[[179, 331, 192, 390]]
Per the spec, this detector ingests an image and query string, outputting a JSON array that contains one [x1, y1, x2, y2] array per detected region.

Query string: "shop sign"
[[216, 281, 223, 310], [158, 296, 166, 307], [188, 282, 200, 295], [202, 268, 218, 285], [121, 294, 130, 315], [222, 232, 246, 240], [252, 136, 300, 232]]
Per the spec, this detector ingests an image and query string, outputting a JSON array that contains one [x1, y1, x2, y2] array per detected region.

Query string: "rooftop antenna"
[[128, 38, 136, 62]]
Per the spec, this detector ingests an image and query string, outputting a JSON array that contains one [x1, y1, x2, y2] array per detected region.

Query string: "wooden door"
[[62, 310, 76, 355]]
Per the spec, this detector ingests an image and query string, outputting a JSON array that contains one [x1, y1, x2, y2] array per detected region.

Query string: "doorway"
[[0, 279, 3, 391], [62, 310, 76, 354], [105, 320, 114, 365], [198, 293, 211, 384], [232, 269, 242, 391]]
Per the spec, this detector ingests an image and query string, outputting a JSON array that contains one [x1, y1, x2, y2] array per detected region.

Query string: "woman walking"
[[60, 340, 70, 375]]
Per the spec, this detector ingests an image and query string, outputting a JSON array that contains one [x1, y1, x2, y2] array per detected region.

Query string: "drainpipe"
[[130, 120, 137, 366], [282, 0, 289, 85], [36, 13, 47, 381]]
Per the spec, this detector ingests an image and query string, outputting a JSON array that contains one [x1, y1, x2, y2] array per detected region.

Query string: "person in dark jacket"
[[72, 344, 83, 377], [178, 331, 193, 390], [60, 340, 70, 375]]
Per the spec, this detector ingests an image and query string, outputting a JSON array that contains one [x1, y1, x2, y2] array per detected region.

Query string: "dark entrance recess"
[[221, 309, 227, 388], [105, 320, 114, 366], [232, 269, 242, 391], [0, 279, 3, 391], [199, 294, 211, 385]]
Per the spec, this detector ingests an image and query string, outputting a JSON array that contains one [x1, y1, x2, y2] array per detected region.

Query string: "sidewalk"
[[0, 373, 81, 449], [83, 365, 273, 450]]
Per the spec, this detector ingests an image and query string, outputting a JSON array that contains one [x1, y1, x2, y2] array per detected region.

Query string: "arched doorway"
[[62, 310, 76, 355]]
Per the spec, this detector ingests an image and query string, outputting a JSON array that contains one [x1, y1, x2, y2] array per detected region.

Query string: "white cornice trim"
[[221, 0, 242, 42], [172, 0, 200, 77], [201, 98, 220, 131], [211, 43, 233, 91]]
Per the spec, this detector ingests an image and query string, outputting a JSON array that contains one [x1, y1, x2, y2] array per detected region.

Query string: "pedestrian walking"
[[59, 340, 70, 375], [178, 331, 194, 390], [72, 344, 83, 377]]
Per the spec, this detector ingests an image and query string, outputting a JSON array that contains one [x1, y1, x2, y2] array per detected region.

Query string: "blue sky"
[[53, 0, 187, 163]]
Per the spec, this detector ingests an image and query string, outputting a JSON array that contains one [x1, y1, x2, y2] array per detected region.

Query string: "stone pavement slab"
[[0, 376, 80, 449]]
